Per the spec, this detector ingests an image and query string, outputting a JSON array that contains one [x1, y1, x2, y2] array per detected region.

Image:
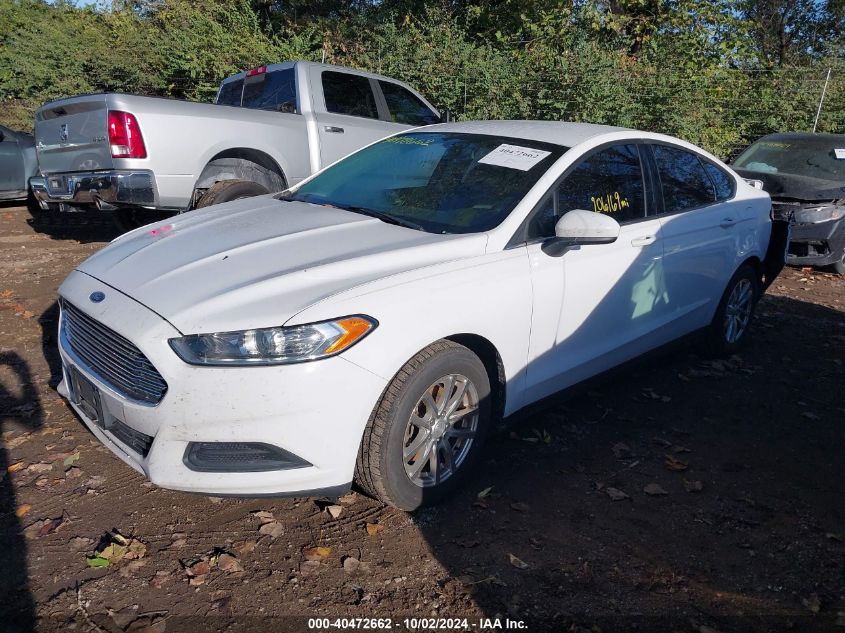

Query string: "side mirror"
[[544, 209, 620, 256]]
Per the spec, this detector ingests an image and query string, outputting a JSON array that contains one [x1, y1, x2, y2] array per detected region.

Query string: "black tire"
[[113, 208, 174, 233], [195, 179, 269, 209], [704, 264, 760, 356], [355, 340, 491, 511]]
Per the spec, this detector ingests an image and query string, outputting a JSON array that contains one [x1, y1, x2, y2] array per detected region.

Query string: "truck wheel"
[[195, 179, 269, 209]]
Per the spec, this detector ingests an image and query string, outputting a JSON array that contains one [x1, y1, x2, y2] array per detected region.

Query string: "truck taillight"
[[246, 65, 266, 77], [108, 111, 147, 159]]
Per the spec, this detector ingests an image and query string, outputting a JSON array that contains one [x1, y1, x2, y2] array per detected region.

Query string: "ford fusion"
[[58, 121, 773, 510]]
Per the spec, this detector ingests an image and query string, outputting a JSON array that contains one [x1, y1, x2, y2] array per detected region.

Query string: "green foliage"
[[0, 0, 842, 158]]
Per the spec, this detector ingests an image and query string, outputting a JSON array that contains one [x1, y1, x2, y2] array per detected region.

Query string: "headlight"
[[169, 315, 377, 366], [793, 205, 845, 224]]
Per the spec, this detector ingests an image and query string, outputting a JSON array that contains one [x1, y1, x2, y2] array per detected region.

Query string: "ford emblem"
[[89, 291, 105, 303]]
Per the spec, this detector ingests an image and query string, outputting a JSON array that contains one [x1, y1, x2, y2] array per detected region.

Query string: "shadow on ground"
[[0, 352, 44, 633], [413, 294, 844, 631]]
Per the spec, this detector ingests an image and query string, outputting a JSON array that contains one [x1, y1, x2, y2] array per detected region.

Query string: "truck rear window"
[[215, 68, 297, 113], [216, 79, 244, 107]]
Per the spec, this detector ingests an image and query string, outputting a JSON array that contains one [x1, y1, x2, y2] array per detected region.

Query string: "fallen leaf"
[[235, 540, 257, 555], [342, 556, 371, 575], [683, 479, 704, 493], [27, 463, 53, 474], [338, 492, 359, 505], [126, 539, 147, 560], [303, 546, 331, 561], [365, 522, 384, 536], [119, 559, 147, 578], [7, 462, 25, 474], [86, 556, 109, 568], [606, 487, 629, 501], [187, 560, 211, 577], [37, 517, 63, 537], [217, 553, 244, 573], [643, 483, 668, 496], [62, 452, 81, 470], [15, 504, 32, 518], [664, 455, 688, 471], [258, 521, 284, 538], [252, 510, 275, 525], [477, 486, 494, 499], [325, 505, 343, 519], [508, 553, 529, 569]]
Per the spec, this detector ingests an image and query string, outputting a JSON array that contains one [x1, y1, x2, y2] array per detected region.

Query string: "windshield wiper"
[[331, 204, 426, 232]]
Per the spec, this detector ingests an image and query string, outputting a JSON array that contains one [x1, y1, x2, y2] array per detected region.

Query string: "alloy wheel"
[[403, 374, 479, 487], [723, 278, 753, 344]]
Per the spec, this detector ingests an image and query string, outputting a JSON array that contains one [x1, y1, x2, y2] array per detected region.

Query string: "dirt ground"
[[0, 202, 843, 633]]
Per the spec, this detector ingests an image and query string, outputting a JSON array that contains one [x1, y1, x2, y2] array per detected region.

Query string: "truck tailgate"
[[35, 95, 114, 175]]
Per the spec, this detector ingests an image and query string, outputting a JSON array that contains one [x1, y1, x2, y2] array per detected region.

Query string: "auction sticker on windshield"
[[478, 144, 552, 170], [834, 148, 845, 159]]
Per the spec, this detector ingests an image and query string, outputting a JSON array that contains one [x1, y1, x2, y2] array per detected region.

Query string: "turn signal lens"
[[324, 317, 377, 354]]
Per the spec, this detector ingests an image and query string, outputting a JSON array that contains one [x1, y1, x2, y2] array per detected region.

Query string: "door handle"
[[324, 126, 344, 134], [720, 218, 736, 228], [631, 235, 656, 247]]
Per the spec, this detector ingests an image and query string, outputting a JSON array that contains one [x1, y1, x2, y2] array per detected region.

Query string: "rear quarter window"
[[702, 162, 736, 201], [652, 144, 716, 213]]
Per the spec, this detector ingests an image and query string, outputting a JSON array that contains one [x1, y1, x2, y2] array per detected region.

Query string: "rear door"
[[647, 143, 739, 333], [314, 71, 399, 166], [35, 95, 114, 175]]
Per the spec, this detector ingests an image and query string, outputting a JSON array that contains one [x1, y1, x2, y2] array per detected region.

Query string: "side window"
[[242, 68, 297, 112], [322, 71, 378, 119], [652, 144, 716, 212], [527, 144, 646, 239], [702, 162, 736, 201], [378, 81, 440, 126]]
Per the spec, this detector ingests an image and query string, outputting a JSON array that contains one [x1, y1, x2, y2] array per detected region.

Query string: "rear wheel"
[[705, 264, 760, 356], [355, 340, 491, 511], [194, 179, 269, 209]]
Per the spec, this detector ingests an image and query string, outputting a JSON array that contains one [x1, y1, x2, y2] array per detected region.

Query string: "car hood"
[[734, 168, 845, 201], [77, 196, 487, 333]]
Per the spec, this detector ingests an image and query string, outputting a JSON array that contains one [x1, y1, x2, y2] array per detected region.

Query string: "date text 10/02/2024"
[[307, 617, 528, 630]]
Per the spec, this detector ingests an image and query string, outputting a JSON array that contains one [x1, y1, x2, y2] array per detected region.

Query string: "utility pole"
[[812, 68, 831, 133]]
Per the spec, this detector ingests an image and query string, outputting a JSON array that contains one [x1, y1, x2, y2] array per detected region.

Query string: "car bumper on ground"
[[30, 170, 158, 210], [786, 217, 845, 267], [56, 270, 388, 497]]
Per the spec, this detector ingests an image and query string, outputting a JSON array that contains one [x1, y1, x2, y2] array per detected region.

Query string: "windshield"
[[285, 132, 566, 234], [734, 137, 845, 181]]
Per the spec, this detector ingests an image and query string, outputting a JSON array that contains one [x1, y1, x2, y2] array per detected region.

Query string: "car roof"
[[420, 120, 632, 148], [219, 60, 420, 87]]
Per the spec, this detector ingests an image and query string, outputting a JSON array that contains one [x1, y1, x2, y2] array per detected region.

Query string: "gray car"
[[0, 124, 37, 201]]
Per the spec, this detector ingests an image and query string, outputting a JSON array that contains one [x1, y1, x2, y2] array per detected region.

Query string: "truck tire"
[[195, 179, 269, 209]]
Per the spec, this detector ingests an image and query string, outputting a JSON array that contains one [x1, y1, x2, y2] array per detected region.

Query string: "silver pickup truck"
[[30, 61, 441, 229]]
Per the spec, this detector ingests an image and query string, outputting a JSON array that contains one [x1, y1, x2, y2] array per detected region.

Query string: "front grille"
[[60, 299, 168, 404]]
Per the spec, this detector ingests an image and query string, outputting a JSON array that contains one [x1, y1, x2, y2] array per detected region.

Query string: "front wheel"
[[705, 264, 760, 356], [355, 340, 491, 511]]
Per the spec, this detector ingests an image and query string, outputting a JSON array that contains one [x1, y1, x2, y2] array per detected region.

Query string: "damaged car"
[[733, 132, 845, 273]]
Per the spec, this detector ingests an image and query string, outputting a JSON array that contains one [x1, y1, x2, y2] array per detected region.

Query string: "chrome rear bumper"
[[30, 170, 157, 209]]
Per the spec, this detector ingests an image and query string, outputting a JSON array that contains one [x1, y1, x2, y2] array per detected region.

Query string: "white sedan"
[[57, 121, 773, 510]]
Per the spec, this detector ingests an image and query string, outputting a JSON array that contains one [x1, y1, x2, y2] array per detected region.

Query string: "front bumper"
[[786, 217, 845, 267], [56, 270, 388, 496], [30, 170, 158, 210]]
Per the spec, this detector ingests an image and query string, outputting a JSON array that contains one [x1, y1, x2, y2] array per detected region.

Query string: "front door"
[[522, 143, 669, 403]]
